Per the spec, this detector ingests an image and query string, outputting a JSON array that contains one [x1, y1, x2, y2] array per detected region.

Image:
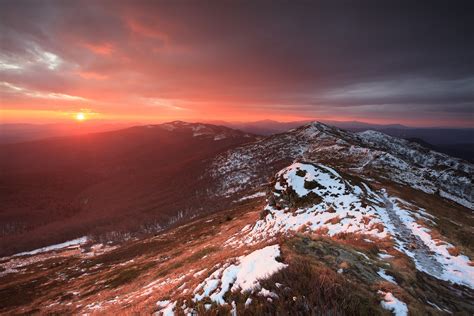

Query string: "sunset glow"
[[75, 113, 86, 121], [0, 1, 473, 127]]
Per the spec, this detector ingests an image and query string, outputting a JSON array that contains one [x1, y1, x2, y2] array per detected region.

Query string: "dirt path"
[[382, 197, 443, 276]]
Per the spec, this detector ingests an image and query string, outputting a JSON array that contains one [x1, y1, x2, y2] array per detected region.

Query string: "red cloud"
[[82, 42, 114, 55]]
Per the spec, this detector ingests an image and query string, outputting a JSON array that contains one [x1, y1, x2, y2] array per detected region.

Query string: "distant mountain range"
[[2, 120, 472, 162], [0, 123, 131, 144], [207, 120, 474, 162], [207, 119, 410, 135]]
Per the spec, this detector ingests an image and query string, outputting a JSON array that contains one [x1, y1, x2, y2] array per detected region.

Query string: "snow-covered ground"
[[156, 245, 286, 314], [236, 191, 266, 202], [0, 238, 119, 278], [378, 291, 408, 316], [210, 122, 473, 209], [154, 162, 472, 314], [233, 163, 390, 246], [150, 161, 473, 315], [228, 162, 474, 289], [13, 237, 88, 257], [378, 195, 474, 288]]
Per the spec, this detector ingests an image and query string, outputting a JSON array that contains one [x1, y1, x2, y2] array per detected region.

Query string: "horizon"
[[1, 118, 473, 130], [1, 1, 473, 127]]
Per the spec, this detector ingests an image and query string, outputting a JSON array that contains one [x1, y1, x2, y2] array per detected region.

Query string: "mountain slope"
[[1, 160, 473, 314], [210, 122, 472, 209], [0, 122, 257, 256], [0, 122, 473, 315]]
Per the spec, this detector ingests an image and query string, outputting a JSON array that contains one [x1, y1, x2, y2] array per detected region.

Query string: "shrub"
[[295, 169, 307, 177], [304, 180, 325, 190]]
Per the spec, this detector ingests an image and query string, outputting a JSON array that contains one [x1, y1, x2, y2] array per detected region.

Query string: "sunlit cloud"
[[35, 50, 61, 70], [78, 71, 109, 80], [1, 82, 88, 101], [144, 98, 186, 111], [0, 60, 22, 70], [83, 42, 115, 55], [0, 1, 472, 127], [323, 78, 474, 105], [0, 44, 63, 72], [0, 53, 25, 71]]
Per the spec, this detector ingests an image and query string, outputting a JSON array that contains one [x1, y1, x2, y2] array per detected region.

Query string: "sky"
[[1, 0, 473, 127]]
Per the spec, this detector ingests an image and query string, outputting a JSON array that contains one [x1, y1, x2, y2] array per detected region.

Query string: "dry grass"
[[447, 246, 460, 257], [324, 216, 341, 225], [326, 206, 336, 213], [3, 184, 473, 315], [311, 226, 329, 236], [361, 215, 372, 225], [0, 198, 266, 315], [370, 222, 385, 233]]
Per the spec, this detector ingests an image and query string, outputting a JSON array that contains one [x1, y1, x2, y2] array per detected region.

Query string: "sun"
[[75, 112, 86, 121]]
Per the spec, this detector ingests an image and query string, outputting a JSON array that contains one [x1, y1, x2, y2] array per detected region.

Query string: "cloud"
[[1, 81, 88, 101], [0, 0, 473, 126]]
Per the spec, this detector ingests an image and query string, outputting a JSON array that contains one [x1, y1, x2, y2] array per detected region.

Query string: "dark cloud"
[[1, 0, 473, 125]]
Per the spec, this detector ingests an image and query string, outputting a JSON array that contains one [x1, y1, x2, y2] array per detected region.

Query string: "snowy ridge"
[[209, 122, 473, 209], [158, 121, 254, 141], [155, 162, 472, 315], [232, 162, 390, 246], [357, 130, 473, 209], [227, 162, 474, 289]]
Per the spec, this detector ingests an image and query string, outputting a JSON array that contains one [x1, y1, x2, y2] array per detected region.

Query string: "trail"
[[382, 196, 443, 276]]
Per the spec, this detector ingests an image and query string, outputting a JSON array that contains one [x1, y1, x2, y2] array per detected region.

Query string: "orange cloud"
[[83, 42, 114, 55], [126, 18, 169, 43], [78, 71, 108, 80]]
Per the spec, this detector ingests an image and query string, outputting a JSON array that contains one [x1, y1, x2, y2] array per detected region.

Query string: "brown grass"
[[326, 206, 336, 213], [361, 215, 372, 225], [325, 216, 341, 225], [447, 246, 460, 257], [229, 256, 383, 315], [370, 222, 385, 233], [311, 226, 329, 236]]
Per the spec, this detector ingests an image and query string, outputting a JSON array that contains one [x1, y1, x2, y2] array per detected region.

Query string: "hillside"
[[0, 122, 257, 256], [210, 120, 474, 162], [0, 122, 473, 315], [211, 122, 472, 209]]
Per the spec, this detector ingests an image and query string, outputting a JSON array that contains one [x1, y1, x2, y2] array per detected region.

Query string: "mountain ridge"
[[0, 121, 473, 315], [210, 121, 472, 209]]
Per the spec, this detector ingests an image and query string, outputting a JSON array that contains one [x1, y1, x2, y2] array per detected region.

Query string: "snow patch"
[[13, 237, 88, 257], [237, 191, 266, 202], [193, 245, 286, 304], [377, 268, 396, 284], [227, 162, 474, 289], [235, 163, 390, 246], [378, 291, 408, 316], [156, 300, 176, 316]]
